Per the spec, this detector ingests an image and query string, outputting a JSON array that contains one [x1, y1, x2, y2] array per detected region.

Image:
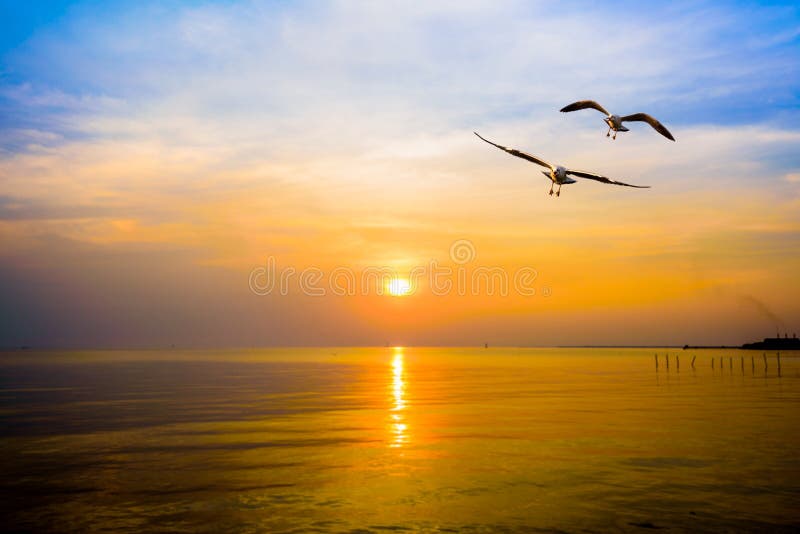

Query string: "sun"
[[386, 277, 411, 297]]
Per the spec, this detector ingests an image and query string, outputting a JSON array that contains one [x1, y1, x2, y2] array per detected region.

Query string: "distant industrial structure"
[[741, 333, 800, 350], [682, 332, 800, 351]]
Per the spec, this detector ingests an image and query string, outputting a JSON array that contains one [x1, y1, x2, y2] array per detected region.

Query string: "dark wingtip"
[[474, 131, 491, 144], [659, 124, 675, 141]]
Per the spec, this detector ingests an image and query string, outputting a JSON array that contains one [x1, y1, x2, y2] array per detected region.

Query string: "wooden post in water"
[[763, 353, 768, 372], [712, 357, 715, 370], [691, 355, 696, 369], [677, 355, 680, 372], [751, 355, 755, 373], [729, 356, 732, 372], [655, 354, 658, 371], [666, 354, 670, 371], [777, 352, 781, 377], [741, 356, 744, 374]]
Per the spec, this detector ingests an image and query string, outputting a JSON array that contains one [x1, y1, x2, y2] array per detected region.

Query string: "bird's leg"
[[556, 184, 562, 197], [548, 183, 554, 196], [612, 131, 617, 140], [606, 127, 611, 137]]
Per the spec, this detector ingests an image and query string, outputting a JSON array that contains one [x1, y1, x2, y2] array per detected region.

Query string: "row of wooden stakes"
[[654, 353, 782, 375]]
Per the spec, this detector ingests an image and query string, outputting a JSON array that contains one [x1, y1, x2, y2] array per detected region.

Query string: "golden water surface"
[[1, 347, 799, 532]]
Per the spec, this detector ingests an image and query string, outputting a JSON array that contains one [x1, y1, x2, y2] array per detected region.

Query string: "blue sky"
[[2, 1, 799, 141]]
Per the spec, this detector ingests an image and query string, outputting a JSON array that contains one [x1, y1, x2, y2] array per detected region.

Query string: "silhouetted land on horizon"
[[683, 335, 800, 351]]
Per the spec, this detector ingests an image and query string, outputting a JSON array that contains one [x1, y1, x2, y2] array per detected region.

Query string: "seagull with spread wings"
[[560, 100, 675, 141], [474, 132, 649, 197]]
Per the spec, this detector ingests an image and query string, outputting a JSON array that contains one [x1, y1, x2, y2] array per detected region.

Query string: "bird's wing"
[[559, 100, 609, 115], [566, 169, 650, 188], [473, 132, 553, 169], [619, 113, 675, 141]]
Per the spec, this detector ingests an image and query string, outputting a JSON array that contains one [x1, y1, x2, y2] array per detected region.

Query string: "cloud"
[[0, 194, 118, 220], [1, 1, 799, 346], [2, 2, 797, 186], [3, 1, 799, 139]]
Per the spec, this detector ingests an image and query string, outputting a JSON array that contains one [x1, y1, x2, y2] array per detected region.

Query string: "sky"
[[1, 0, 799, 348]]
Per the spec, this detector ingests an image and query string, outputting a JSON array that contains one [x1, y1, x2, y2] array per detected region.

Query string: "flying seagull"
[[560, 100, 675, 141], [474, 132, 649, 197]]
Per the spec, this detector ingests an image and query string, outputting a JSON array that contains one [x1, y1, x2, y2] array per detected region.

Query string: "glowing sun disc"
[[387, 278, 411, 296]]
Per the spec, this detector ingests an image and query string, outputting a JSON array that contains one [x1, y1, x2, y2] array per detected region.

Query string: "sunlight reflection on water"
[[389, 347, 408, 448]]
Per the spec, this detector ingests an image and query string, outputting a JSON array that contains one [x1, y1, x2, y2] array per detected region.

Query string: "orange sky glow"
[[1, 2, 799, 347]]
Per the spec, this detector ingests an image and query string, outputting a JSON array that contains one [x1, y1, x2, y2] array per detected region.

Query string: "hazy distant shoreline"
[[2, 345, 798, 352]]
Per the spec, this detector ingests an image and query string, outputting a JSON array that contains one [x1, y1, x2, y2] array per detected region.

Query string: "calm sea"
[[1, 347, 799, 532]]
